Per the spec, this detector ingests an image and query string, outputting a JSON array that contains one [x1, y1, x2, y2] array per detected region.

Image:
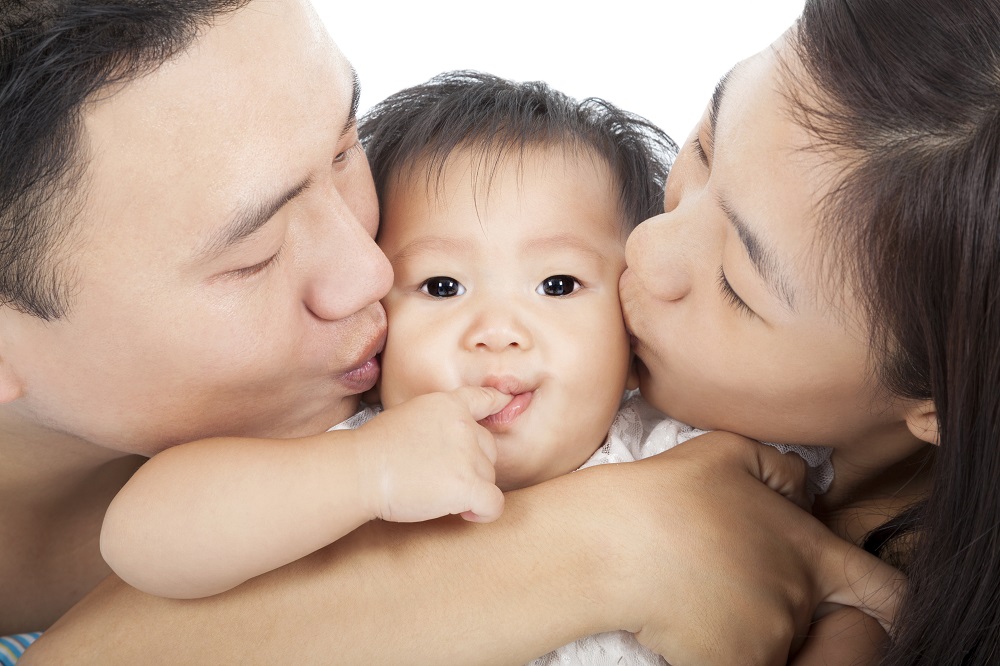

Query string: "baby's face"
[[377, 145, 633, 490]]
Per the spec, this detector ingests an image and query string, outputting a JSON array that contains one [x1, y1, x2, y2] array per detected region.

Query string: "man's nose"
[[302, 202, 393, 323]]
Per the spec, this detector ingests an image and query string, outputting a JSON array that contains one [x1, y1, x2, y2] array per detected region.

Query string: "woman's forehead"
[[712, 36, 862, 322]]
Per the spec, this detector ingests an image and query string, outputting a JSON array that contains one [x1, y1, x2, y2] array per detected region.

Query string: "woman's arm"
[[101, 387, 511, 599], [24, 434, 900, 665]]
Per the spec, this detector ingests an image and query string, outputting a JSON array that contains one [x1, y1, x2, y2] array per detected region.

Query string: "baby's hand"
[[355, 386, 512, 524]]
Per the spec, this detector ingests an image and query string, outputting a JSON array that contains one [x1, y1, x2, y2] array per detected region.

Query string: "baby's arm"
[[100, 387, 510, 599]]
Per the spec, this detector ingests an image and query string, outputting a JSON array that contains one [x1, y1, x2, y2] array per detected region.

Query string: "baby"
[[100, 71, 832, 665], [361, 71, 832, 666], [366, 70, 674, 494]]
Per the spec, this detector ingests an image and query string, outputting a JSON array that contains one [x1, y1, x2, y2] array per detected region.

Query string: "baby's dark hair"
[[359, 70, 677, 231]]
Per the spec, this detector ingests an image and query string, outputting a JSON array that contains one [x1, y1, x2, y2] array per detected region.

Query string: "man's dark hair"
[[0, 0, 250, 320], [359, 70, 676, 232]]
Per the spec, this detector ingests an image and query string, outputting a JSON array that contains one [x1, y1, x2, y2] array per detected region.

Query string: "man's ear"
[[905, 399, 939, 446], [625, 354, 640, 391]]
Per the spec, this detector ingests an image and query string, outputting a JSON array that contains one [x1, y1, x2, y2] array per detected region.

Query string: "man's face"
[[377, 147, 633, 491], [0, 0, 391, 455]]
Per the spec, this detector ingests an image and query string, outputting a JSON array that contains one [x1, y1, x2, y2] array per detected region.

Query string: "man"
[[1, 1, 896, 663]]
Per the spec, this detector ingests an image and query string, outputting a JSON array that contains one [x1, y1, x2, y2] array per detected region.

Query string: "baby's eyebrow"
[[521, 233, 607, 262], [388, 235, 476, 264]]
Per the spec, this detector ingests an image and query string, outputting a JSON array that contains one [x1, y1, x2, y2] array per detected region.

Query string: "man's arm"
[[24, 434, 901, 665]]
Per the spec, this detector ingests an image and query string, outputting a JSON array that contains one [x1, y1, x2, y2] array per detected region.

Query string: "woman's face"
[[621, 35, 910, 453]]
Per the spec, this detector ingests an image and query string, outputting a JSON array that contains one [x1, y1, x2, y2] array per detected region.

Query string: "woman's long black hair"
[[791, 1, 1000, 662]]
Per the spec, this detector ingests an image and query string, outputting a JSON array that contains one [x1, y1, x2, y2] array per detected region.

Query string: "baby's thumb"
[[452, 385, 514, 421], [746, 443, 811, 511], [460, 482, 505, 523]]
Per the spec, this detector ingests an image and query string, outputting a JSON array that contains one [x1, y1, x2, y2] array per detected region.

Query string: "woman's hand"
[[593, 431, 902, 665]]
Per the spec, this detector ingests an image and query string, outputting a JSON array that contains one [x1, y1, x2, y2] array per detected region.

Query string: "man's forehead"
[[77, 0, 354, 255]]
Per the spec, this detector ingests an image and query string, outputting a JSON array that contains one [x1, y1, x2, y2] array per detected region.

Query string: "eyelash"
[[230, 246, 283, 279], [333, 139, 362, 165], [418, 275, 584, 298], [692, 136, 709, 166], [420, 276, 465, 298], [536, 275, 582, 297], [717, 267, 756, 319]]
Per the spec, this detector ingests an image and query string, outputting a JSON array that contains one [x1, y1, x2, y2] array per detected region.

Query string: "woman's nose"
[[626, 212, 693, 302]]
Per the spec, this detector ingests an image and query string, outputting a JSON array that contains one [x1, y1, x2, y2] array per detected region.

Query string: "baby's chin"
[[493, 433, 592, 492]]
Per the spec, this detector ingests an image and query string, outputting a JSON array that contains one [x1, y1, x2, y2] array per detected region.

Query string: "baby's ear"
[[904, 399, 939, 446], [625, 354, 640, 391]]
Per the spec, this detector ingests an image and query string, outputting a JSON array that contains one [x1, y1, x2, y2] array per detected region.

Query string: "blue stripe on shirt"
[[0, 633, 42, 665]]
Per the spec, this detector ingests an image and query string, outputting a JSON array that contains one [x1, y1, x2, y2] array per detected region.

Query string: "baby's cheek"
[[378, 346, 454, 408], [378, 349, 418, 408]]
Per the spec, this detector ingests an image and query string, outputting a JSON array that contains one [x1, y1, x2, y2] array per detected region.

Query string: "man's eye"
[[536, 275, 581, 297], [420, 276, 466, 298], [228, 249, 282, 279]]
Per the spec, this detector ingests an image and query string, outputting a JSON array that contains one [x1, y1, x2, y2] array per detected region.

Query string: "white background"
[[315, 0, 804, 143]]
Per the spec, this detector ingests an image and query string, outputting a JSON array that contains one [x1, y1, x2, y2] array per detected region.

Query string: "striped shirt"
[[0, 633, 41, 665]]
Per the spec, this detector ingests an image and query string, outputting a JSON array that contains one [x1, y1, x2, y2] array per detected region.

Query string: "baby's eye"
[[536, 275, 582, 297], [420, 276, 466, 298]]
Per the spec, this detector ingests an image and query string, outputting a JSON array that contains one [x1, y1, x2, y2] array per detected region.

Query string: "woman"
[[17, 0, 997, 663], [624, 0, 997, 662]]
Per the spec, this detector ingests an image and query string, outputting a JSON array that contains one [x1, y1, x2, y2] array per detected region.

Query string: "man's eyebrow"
[[717, 195, 798, 312], [199, 177, 312, 260]]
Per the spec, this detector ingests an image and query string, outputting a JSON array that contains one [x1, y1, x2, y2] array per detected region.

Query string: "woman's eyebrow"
[[341, 67, 361, 138], [706, 61, 753, 145], [717, 195, 798, 312], [708, 68, 734, 140]]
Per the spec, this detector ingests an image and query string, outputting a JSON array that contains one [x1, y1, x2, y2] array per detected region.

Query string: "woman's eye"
[[536, 275, 582, 297], [717, 267, 757, 320], [420, 276, 466, 298], [691, 136, 710, 167]]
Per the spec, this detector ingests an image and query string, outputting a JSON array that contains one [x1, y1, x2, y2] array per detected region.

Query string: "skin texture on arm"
[[101, 387, 511, 599], [791, 607, 887, 665], [23, 434, 902, 665]]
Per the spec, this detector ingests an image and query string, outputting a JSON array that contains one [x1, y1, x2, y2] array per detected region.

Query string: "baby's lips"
[[480, 390, 534, 430], [480, 374, 529, 395]]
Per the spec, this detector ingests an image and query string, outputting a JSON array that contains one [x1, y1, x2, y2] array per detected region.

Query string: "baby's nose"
[[463, 311, 532, 352]]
